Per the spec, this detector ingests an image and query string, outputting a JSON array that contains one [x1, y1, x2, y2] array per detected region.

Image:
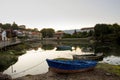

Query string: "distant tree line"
[[62, 30, 94, 38], [62, 23, 120, 44], [1, 22, 120, 44], [0, 22, 39, 31], [0, 22, 24, 30], [94, 23, 120, 43]]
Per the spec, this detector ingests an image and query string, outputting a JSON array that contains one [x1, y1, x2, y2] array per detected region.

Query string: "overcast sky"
[[0, 0, 120, 30]]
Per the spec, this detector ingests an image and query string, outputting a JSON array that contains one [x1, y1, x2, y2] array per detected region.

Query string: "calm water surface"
[[3, 42, 120, 78]]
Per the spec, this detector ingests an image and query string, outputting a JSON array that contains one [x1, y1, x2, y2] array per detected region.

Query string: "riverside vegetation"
[[0, 41, 40, 72], [13, 63, 120, 80]]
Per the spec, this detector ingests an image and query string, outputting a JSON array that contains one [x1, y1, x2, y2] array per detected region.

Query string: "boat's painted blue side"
[[46, 59, 97, 70], [56, 46, 72, 51]]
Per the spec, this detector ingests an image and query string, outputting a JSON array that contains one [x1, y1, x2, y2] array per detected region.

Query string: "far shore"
[[42, 37, 92, 41]]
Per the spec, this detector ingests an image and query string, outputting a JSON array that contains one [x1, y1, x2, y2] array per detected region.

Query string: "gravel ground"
[[14, 68, 120, 80]]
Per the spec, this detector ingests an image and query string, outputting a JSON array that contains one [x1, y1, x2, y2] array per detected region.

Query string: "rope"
[[11, 60, 46, 76]]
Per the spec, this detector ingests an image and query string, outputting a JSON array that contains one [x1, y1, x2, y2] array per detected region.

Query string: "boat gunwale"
[[46, 59, 97, 67]]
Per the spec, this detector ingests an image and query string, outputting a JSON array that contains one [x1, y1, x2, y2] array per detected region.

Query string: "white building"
[[2, 30, 7, 41]]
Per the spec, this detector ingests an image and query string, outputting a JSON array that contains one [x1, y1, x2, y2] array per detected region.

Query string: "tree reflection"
[[93, 42, 120, 57], [0, 54, 18, 72], [64, 41, 120, 57], [41, 44, 55, 50]]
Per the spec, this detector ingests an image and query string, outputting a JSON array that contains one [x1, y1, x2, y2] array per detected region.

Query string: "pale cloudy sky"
[[0, 0, 120, 30]]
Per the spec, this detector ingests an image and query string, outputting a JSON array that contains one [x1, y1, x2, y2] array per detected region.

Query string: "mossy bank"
[[14, 63, 120, 80]]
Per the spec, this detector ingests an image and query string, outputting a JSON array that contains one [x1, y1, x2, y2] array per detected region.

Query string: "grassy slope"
[[96, 63, 120, 76]]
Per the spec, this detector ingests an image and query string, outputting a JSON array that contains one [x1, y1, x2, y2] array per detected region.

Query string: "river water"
[[3, 41, 120, 78]]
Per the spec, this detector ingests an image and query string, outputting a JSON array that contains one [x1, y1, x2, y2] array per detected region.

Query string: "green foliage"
[[17, 36, 28, 40], [40, 28, 55, 38], [0, 54, 18, 72], [96, 63, 120, 76], [94, 24, 111, 41], [62, 33, 72, 38], [88, 30, 94, 36], [94, 23, 120, 43], [63, 31, 93, 38], [76, 32, 88, 38], [0, 43, 30, 55], [12, 22, 18, 30], [41, 44, 55, 50], [0, 22, 19, 30], [93, 42, 120, 56], [2, 23, 12, 29]]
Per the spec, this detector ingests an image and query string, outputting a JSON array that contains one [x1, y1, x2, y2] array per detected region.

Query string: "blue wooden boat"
[[56, 46, 72, 51], [46, 59, 97, 73]]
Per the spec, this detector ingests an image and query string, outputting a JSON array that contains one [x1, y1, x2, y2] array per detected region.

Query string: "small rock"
[[105, 73, 112, 76]]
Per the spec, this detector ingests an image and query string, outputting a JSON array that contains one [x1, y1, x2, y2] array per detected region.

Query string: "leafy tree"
[[94, 23, 120, 43], [82, 31, 88, 37], [73, 30, 77, 35], [94, 24, 112, 41], [0, 23, 3, 28], [112, 23, 120, 36], [112, 23, 120, 44], [88, 30, 94, 37], [62, 33, 72, 38], [40, 28, 55, 38], [2, 23, 12, 29], [12, 22, 18, 30], [72, 30, 79, 38]]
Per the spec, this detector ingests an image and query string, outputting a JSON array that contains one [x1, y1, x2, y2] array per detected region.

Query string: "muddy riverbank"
[[13, 63, 120, 80], [13, 68, 120, 80], [1, 63, 120, 80]]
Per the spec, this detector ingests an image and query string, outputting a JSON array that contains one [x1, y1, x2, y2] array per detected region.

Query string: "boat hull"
[[49, 67, 95, 73], [56, 46, 72, 51], [46, 59, 97, 73], [73, 53, 103, 61]]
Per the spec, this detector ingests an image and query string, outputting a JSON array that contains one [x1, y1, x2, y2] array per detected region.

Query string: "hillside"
[[63, 29, 81, 34]]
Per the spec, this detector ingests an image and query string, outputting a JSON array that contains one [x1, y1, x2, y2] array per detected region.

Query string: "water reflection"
[[3, 41, 120, 78], [4, 50, 74, 78], [41, 44, 55, 50], [0, 55, 18, 72], [94, 42, 120, 56]]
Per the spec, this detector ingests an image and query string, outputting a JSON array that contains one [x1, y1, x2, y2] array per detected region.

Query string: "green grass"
[[96, 63, 120, 76]]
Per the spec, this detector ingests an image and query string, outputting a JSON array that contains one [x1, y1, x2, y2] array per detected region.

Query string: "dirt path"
[[14, 68, 120, 80]]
